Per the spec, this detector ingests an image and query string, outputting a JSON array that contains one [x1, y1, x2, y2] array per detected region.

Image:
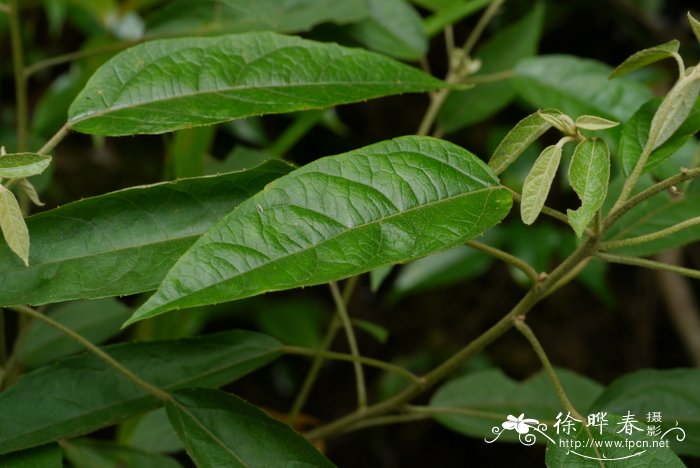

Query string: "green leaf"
[[0, 444, 61, 468], [609, 39, 680, 79], [127, 136, 512, 324], [689, 12, 700, 44], [352, 319, 389, 344], [0, 161, 291, 306], [438, 3, 544, 133], [16, 298, 130, 369], [422, 0, 492, 37], [592, 368, 700, 456], [341, 0, 427, 60], [166, 388, 335, 467], [574, 115, 620, 131], [169, 126, 215, 179], [0, 330, 282, 455], [647, 67, 700, 151], [62, 439, 183, 468], [488, 109, 557, 174], [68, 32, 444, 136], [255, 298, 325, 348], [0, 153, 52, 179], [603, 175, 700, 256], [147, 0, 369, 36], [513, 55, 654, 121], [567, 138, 610, 237], [545, 413, 685, 467], [520, 144, 563, 225], [0, 185, 29, 266], [118, 409, 183, 454], [618, 96, 700, 176], [430, 368, 603, 441]]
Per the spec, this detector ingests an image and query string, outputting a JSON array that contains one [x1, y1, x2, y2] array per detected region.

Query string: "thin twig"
[[466, 239, 539, 284], [595, 252, 700, 280], [38, 124, 71, 155], [462, 0, 505, 57], [600, 216, 700, 251]]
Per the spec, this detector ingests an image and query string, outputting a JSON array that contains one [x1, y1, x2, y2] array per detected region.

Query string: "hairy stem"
[[466, 239, 539, 285], [461, 0, 505, 57], [595, 252, 700, 280], [8, 305, 170, 401], [38, 124, 71, 155], [600, 216, 700, 250]]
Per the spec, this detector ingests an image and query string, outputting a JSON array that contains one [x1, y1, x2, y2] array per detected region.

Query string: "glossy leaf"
[[0, 161, 292, 306], [592, 368, 700, 456], [618, 96, 700, 176], [17, 298, 130, 369], [574, 115, 620, 131], [0, 153, 51, 179], [128, 136, 512, 324], [488, 109, 557, 174], [430, 368, 603, 441], [118, 409, 183, 454], [147, 0, 369, 36], [545, 413, 685, 467], [609, 39, 680, 79], [689, 12, 700, 44], [62, 439, 183, 468], [603, 175, 700, 256], [0, 185, 29, 266], [647, 67, 700, 151], [438, 3, 544, 133], [513, 55, 654, 121], [0, 444, 61, 468], [166, 388, 334, 467], [342, 0, 427, 60], [68, 32, 444, 136], [520, 144, 562, 225], [0, 330, 282, 454], [567, 138, 610, 237]]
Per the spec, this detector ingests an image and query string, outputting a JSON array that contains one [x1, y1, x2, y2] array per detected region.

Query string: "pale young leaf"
[[520, 144, 563, 225], [648, 67, 700, 151], [0, 184, 30, 266], [566, 138, 610, 237], [609, 40, 680, 79], [574, 115, 620, 131], [0, 153, 52, 179], [19, 179, 44, 207], [689, 12, 700, 44]]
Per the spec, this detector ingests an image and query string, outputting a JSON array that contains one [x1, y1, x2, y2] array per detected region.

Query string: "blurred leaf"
[[513, 55, 654, 121], [128, 136, 512, 324], [0, 185, 29, 267], [0, 161, 292, 306], [489, 109, 556, 174], [0, 331, 282, 455], [132, 307, 211, 342], [545, 413, 685, 467], [0, 444, 61, 468], [370, 265, 393, 292], [147, 0, 369, 35], [422, 0, 492, 37], [438, 3, 544, 133], [205, 146, 274, 174], [503, 221, 561, 286], [410, 0, 462, 11], [169, 126, 215, 179], [166, 388, 335, 467], [688, 12, 700, 44], [609, 40, 680, 79], [118, 409, 183, 454], [592, 368, 700, 456], [255, 298, 325, 348], [342, 0, 427, 60], [431, 368, 603, 441], [0, 153, 51, 179], [618, 96, 700, 176], [352, 319, 389, 344], [567, 138, 610, 237], [521, 144, 563, 225], [61, 439, 182, 468], [17, 298, 130, 369], [68, 33, 443, 136]]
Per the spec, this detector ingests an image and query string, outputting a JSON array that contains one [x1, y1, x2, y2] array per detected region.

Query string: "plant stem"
[[463, 69, 514, 84], [24, 40, 142, 78], [8, 305, 171, 401], [267, 111, 323, 158], [343, 412, 431, 432], [507, 188, 585, 232], [38, 124, 71, 155], [600, 216, 700, 250], [466, 240, 539, 285], [514, 318, 582, 419], [9, 0, 27, 151], [417, 89, 450, 136], [283, 346, 421, 383], [330, 281, 367, 410], [595, 252, 700, 280], [461, 0, 505, 57]]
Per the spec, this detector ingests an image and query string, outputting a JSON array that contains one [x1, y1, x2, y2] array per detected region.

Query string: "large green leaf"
[[618, 96, 700, 176], [438, 2, 544, 133], [147, 0, 369, 36], [68, 32, 444, 136], [591, 369, 700, 456], [513, 55, 654, 121], [0, 161, 291, 306], [430, 368, 603, 441], [166, 388, 335, 467], [0, 331, 282, 455], [127, 136, 512, 324], [16, 298, 130, 369], [61, 439, 183, 468], [341, 0, 427, 61]]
